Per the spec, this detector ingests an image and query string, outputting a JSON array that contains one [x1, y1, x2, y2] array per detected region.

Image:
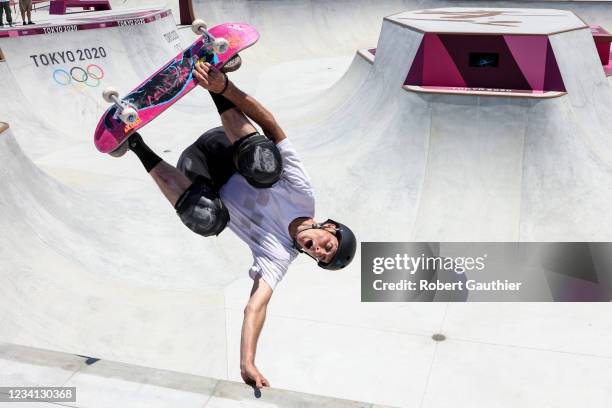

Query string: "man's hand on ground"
[[193, 62, 227, 94], [241, 363, 270, 389]]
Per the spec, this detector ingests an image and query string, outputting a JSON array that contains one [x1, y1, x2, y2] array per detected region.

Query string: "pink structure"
[[49, 0, 111, 15], [405, 33, 566, 93], [591, 25, 612, 75], [381, 8, 612, 97]]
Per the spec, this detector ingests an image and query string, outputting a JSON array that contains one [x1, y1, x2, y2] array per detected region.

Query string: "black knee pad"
[[234, 133, 282, 188], [174, 183, 229, 237]]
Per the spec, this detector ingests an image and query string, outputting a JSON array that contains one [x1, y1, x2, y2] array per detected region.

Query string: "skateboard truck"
[[102, 88, 139, 125], [191, 19, 230, 54]]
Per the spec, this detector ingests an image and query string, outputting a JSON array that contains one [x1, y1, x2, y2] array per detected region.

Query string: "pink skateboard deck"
[[94, 22, 259, 154]]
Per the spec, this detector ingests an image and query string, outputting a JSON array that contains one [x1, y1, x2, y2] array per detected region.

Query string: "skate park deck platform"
[[1, 1, 612, 407]]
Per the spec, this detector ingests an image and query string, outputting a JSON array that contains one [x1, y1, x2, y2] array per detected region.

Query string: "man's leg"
[[149, 162, 192, 206], [5, 3, 11, 25], [0, 3, 5, 25], [128, 132, 229, 237], [127, 133, 189, 207]]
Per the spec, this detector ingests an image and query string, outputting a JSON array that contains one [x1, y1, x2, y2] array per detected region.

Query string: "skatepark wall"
[[0, 10, 181, 148], [290, 12, 612, 242], [0, 6, 268, 389], [2, 2, 612, 406], [182, 0, 612, 63], [0, 122, 246, 379], [0, 61, 69, 158]]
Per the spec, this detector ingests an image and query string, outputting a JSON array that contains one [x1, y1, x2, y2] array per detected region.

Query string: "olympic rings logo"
[[52, 64, 105, 88]]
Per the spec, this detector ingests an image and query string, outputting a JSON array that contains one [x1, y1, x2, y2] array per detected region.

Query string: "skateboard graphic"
[[94, 20, 259, 155]]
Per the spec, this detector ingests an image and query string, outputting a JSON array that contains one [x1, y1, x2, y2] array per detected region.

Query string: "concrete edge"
[[357, 49, 375, 65], [402, 85, 567, 98], [0, 342, 396, 407]]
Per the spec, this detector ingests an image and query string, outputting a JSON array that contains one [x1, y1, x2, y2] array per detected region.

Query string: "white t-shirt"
[[219, 139, 315, 290]]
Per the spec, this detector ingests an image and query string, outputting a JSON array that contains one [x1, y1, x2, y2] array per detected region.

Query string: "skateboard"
[[94, 20, 259, 155]]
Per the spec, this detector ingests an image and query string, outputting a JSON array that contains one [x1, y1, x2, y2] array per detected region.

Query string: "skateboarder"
[[0, 0, 13, 27], [19, 0, 33, 25], [124, 62, 357, 388]]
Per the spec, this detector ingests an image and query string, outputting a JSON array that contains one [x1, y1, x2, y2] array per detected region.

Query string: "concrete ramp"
[[2, 2, 612, 407], [0, 122, 241, 379], [0, 9, 182, 148], [189, 0, 612, 62], [291, 12, 612, 241], [0, 342, 391, 407]]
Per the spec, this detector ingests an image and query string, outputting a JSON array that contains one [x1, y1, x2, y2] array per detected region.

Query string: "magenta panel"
[[591, 25, 612, 65], [543, 41, 565, 92], [422, 34, 465, 87], [595, 42, 611, 66], [437, 34, 531, 90], [504, 35, 548, 92], [405, 41, 424, 85], [405, 33, 566, 93]]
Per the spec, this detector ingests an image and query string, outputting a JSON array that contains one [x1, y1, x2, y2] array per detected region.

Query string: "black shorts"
[[177, 127, 237, 192]]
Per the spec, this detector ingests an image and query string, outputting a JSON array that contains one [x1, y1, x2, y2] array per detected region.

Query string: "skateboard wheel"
[[191, 19, 208, 35], [120, 107, 139, 124], [221, 54, 242, 73], [213, 38, 229, 54], [109, 141, 129, 157], [102, 87, 119, 103]]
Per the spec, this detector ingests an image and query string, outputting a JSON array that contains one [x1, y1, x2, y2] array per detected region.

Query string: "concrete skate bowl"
[[177, 1, 612, 242], [0, 9, 256, 382], [288, 6, 612, 243], [0, 121, 241, 372], [1, 1, 612, 407]]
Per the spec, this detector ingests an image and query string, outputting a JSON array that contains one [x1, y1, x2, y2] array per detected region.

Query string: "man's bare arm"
[[240, 277, 273, 388], [193, 62, 287, 144], [222, 82, 286, 144]]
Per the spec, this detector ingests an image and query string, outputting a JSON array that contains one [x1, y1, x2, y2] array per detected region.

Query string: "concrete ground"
[[1, 1, 612, 407], [0, 342, 389, 407]]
